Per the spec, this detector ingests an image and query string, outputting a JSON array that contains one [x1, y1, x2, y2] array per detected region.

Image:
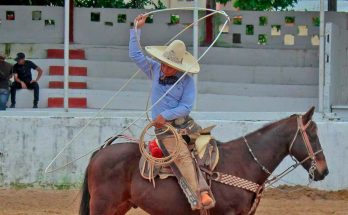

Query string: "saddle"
[[139, 125, 219, 181]]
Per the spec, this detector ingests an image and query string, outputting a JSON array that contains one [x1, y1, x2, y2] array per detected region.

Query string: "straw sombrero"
[[145, 40, 200, 74]]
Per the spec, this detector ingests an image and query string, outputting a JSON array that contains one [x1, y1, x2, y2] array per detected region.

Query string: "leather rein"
[[243, 115, 324, 187]]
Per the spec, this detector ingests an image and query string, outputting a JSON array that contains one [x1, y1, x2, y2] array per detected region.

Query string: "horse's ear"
[[303, 106, 315, 123]]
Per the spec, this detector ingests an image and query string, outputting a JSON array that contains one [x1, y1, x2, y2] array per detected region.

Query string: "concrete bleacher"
[[9, 44, 319, 112]]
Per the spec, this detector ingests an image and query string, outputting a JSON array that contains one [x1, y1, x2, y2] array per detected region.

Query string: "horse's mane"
[[217, 114, 299, 145], [247, 114, 298, 136]]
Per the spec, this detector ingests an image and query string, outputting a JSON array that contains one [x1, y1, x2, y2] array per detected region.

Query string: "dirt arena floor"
[[0, 186, 347, 215]]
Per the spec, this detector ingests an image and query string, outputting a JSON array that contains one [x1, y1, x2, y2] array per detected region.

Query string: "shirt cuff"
[[130, 28, 141, 37]]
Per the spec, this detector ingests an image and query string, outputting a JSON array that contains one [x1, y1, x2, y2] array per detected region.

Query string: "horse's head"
[[288, 107, 329, 181]]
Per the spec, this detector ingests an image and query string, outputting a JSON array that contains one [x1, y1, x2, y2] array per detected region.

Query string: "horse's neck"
[[222, 119, 296, 184]]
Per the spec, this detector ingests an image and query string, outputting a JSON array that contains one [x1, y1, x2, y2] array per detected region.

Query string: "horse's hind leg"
[[89, 185, 131, 215], [114, 201, 133, 215], [89, 191, 117, 215]]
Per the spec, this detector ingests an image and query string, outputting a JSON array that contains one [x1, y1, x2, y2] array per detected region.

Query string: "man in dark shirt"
[[10, 52, 43, 108], [0, 53, 13, 110]]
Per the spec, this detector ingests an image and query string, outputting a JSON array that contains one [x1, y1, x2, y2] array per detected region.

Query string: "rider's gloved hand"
[[154, 114, 166, 128]]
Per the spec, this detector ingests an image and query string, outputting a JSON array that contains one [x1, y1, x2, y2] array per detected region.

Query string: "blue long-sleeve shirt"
[[129, 29, 195, 121]]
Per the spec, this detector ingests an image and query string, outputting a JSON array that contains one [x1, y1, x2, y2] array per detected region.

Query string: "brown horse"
[[79, 107, 329, 215]]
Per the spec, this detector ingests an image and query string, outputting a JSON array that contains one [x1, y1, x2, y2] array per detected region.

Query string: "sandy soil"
[[0, 186, 347, 215]]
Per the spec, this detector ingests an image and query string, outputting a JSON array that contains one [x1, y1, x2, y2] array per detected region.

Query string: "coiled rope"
[[139, 122, 180, 166]]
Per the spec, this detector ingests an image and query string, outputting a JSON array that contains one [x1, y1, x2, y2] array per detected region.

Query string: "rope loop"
[[139, 122, 181, 166]]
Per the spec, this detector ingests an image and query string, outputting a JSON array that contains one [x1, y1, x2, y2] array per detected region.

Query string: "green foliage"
[[0, 0, 64, 6], [234, 0, 298, 11], [272, 24, 281, 31], [169, 14, 180, 25], [150, 0, 166, 9], [10, 182, 34, 189], [145, 15, 154, 23], [246, 25, 254, 35], [232, 16, 242, 25], [123, 0, 151, 9], [4, 43, 11, 57], [76, 0, 127, 8], [259, 16, 267, 26], [258, 34, 267, 45], [117, 14, 127, 23], [0, 0, 167, 9], [312, 16, 320, 27]]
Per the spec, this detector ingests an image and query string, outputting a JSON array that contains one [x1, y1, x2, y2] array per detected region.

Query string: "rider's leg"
[[158, 134, 213, 208]]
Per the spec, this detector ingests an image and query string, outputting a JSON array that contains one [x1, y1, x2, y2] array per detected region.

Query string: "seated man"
[[129, 15, 214, 210], [10, 52, 43, 108], [0, 53, 13, 110]]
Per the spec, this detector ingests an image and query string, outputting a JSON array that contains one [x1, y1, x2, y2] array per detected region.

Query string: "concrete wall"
[[326, 22, 348, 106], [73, 8, 195, 46], [0, 6, 64, 43], [160, 0, 206, 9], [217, 11, 348, 49], [0, 6, 347, 49], [0, 112, 347, 191]]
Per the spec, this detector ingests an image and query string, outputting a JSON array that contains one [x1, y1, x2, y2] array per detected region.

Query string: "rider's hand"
[[134, 14, 147, 29], [154, 115, 166, 128], [30, 80, 37, 84], [21, 81, 27, 89]]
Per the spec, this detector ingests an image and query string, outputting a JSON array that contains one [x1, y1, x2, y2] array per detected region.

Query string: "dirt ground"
[[0, 186, 347, 215]]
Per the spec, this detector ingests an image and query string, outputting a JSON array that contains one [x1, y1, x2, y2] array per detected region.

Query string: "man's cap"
[[15, 52, 26, 61]]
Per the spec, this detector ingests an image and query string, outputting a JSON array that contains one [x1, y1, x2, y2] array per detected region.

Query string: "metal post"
[[193, 0, 199, 109], [64, 0, 70, 112], [318, 0, 325, 112]]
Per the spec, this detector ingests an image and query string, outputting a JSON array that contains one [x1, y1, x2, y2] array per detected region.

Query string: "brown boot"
[[200, 191, 214, 207]]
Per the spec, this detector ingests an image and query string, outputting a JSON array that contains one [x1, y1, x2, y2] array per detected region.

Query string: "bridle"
[[288, 115, 323, 181], [243, 115, 324, 187]]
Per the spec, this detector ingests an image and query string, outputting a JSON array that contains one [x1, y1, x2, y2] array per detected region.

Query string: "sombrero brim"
[[145, 46, 200, 74]]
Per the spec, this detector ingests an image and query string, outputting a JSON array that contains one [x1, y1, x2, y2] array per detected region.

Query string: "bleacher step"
[[11, 89, 317, 112], [49, 66, 87, 76], [47, 49, 86, 60], [48, 97, 87, 108], [48, 81, 87, 89]]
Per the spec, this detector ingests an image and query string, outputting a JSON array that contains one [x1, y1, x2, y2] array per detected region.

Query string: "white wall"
[[1, 6, 347, 49], [0, 112, 347, 190], [73, 8, 194, 46], [0, 6, 64, 43], [324, 21, 348, 108]]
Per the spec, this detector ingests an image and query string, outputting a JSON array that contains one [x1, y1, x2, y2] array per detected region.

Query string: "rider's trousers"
[[156, 134, 210, 199]]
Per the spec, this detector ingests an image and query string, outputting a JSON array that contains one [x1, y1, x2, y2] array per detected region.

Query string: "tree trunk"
[[69, 0, 74, 43], [328, 0, 337, 11], [205, 0, 216, 45]]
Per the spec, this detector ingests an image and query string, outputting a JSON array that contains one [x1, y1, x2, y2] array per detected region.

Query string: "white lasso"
[[45, 7, 230, 174]]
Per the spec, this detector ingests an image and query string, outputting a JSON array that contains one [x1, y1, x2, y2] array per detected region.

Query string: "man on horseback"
[[129, 14, 214, 210]]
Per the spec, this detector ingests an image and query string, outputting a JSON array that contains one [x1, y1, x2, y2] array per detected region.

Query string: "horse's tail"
[[79, 151, 99, 215], [79, 167, 90, 215]]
